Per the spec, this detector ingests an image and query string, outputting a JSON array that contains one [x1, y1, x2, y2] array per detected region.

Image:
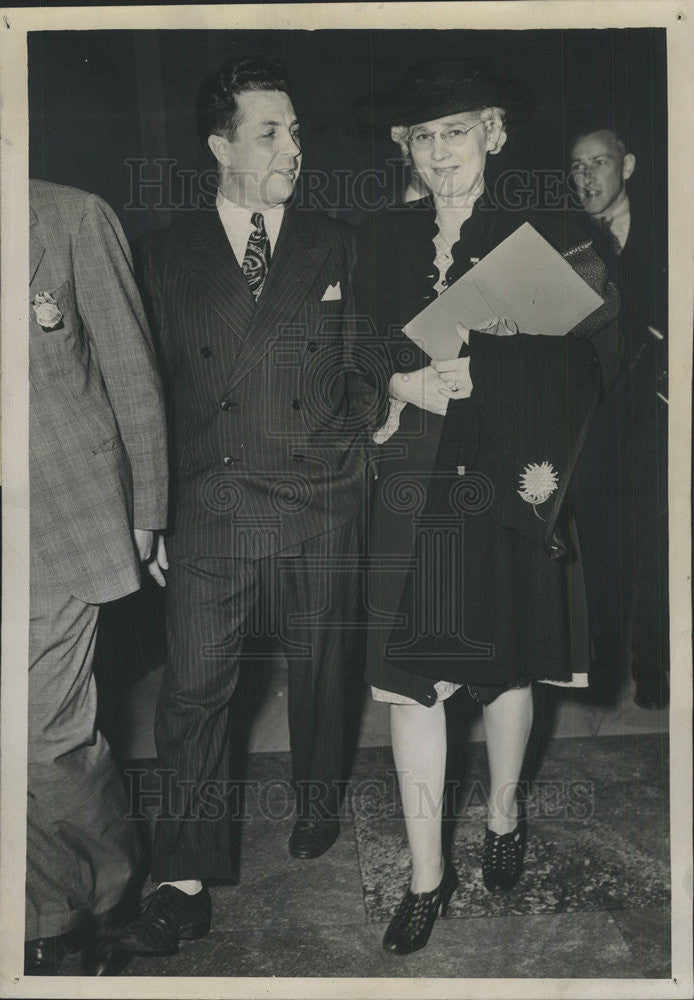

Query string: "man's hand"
[[431, 356, 473, 399], [133, 528, 153, 562], [389, 366, 449, 415], [147, 534, 169, 588]]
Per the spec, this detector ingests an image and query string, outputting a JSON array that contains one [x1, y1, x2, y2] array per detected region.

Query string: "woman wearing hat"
[[355, 60, 620, 955]]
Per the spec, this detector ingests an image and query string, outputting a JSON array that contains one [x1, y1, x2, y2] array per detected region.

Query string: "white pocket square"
[[321, 282, 341, 302]]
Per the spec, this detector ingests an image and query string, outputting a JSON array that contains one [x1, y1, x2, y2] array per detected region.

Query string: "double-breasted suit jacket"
[[135, 203, 372, 559], [29, 180, 168, 602]]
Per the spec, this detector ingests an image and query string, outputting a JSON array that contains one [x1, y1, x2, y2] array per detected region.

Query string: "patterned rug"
[[348, 734, 670, 923]]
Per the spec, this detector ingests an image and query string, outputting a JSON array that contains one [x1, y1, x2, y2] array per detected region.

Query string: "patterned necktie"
[[242, 212, 271, 300]]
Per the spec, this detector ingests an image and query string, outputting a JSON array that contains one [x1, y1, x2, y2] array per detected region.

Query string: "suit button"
[[220, 399, 232, 411], [307, 341, 319, 352], [223, 456, 235, 466], [292, 398, 302, 410], [200, 346, 212, 358]]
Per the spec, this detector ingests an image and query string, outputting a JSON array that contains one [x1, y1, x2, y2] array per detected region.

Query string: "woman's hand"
[[428, 316, 515, 399], [431, 356, 473, 399], [389, 366, 449, 415]]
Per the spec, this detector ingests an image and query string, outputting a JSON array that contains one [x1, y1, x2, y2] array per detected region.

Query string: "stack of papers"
[[402, 222, 604, 360]]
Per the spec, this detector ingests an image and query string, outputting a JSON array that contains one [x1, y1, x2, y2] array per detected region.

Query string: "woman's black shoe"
[[382, 860, 459, 955], [482, 823, 524, 891]]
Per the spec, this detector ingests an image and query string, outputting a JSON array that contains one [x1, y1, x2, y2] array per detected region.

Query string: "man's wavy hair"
[[196, 56, 292, 157]]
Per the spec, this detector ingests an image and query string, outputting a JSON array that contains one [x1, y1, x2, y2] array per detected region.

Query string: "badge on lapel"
[[32, 291, 63, 330], [321, 282, 341, 302]]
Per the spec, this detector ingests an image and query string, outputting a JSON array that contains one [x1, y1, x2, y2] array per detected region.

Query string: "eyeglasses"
[[408, 120, 483, 149]]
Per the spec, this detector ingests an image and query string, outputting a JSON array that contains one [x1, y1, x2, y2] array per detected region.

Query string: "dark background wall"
[[28, 28, 667, 241]]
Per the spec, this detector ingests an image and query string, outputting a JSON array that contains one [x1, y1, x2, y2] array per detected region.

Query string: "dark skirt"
[[364, 404, 590, 704]]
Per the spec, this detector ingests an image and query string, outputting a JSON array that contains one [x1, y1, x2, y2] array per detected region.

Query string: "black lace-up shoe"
[[116, 885, 211, 955]]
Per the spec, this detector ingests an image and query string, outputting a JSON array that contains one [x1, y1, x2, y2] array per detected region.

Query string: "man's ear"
[[207, 133, 233, 166], [480, 107, 507, 155], [622, 152, 636, 181]]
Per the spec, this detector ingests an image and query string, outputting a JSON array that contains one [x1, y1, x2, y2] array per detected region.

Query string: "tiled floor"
[[56, 731, 670, 979], [60, 655, 672, 981]]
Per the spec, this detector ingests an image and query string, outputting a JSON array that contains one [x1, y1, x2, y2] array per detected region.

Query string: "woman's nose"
[[431, 135, 449, 160]]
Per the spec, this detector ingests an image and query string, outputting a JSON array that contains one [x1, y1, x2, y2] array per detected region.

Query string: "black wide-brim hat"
[[354, 58, 533, 135]]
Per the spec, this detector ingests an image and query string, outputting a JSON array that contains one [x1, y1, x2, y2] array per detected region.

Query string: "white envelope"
[[321, 282, 341, 301], [402, 223, 604, 360]]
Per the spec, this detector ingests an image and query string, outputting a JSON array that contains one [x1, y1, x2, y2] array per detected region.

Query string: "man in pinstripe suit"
[[118, 56, 376, 954], [27, 180, 168, 974]]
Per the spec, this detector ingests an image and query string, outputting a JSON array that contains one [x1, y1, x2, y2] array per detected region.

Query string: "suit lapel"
[[185, 207, 256, 339], [225, 206, 329, 393], [29, 206, 45, 286]]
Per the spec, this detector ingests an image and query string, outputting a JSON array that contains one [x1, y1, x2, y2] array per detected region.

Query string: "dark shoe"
[[288, 817, 339, 859], [115, 885, 211, 956], [382, 860, 459, 955], [482, 823, 524, 891], [24, 936, 67, 975]]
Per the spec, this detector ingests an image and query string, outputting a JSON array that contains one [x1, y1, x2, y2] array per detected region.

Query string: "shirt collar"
[[215, 189, 285, 261]]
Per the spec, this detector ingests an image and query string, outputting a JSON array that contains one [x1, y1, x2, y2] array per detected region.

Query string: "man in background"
[[569, 127, 669, 709], [27, 179, 168, 974]]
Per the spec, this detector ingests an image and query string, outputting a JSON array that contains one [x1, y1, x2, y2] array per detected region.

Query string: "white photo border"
[[1, 3, 692, 998]]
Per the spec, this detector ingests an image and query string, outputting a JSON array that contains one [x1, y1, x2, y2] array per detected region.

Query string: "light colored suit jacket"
[[30, 179, 168, 603]]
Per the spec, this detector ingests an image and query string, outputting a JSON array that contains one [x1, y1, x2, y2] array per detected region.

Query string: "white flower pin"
[[518, 461, 558, 519], [32, 291, 63, 330]]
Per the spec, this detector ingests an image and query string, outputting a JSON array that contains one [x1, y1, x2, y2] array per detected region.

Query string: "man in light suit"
[[27, 180, 168, 974], [117, 56, 375, 955]]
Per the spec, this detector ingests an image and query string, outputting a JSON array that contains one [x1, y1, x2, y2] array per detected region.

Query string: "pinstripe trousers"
[[152, 518, 362, 882], [27, 548, 140, 938]]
